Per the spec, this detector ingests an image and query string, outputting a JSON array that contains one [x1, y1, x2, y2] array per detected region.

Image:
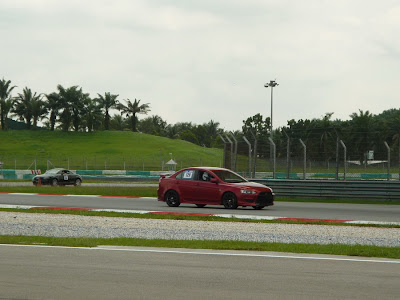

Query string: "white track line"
[[0, 244, 398, 264]]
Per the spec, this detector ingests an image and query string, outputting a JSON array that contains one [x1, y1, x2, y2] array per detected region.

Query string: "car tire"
[[165, 190, 180, 207], [51, 179, 58, 186], [195, 204, 206, 208], [74, 178, 82, 186], [222, 192, 238, 209], [252, 206, 265, 210]]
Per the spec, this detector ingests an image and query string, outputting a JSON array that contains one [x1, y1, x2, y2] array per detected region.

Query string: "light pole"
[[264, 80, 279, 139], [264, 80, 279, 171]]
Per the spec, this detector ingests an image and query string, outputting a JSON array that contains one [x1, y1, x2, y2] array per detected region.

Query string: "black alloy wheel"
[[222, 192, 238, 209], [165, 190, 180, 207]]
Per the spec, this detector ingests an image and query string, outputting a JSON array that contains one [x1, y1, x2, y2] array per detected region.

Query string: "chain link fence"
[[221, 135, 400, 181]]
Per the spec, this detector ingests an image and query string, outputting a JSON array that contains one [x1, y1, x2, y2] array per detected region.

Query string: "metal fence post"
[[268, 137, 276, 179], [384, 141, 390, 181], [299, 139, 306, 180], [283, 129, 290, 179], [250, 131, 257, 178], [243, 136, 252, 177], [224, 134, 233, 170], [340, 140, 347, 180], [218, 133, 227, 168], [335, 136, 339, 180], [229, 132, 238, 171]]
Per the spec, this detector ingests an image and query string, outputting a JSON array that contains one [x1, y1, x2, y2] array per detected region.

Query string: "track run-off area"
[[0, 192, 399, 224]]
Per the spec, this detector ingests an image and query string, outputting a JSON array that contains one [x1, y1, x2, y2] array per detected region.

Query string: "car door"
[[59, 170, 69, 184], [195, 171, 220, 203], [66, 170, 76, 184], [175, 169, 199, 202]]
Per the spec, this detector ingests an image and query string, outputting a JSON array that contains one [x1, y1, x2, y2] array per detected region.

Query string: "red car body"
[[157, 167, 274, 209]]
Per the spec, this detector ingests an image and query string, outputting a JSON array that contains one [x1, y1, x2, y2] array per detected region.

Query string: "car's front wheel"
[[165, 190, 180, 207], [222, 192, 238, 209], [51, 179, 58, 186], [74, 178, 82, 186]]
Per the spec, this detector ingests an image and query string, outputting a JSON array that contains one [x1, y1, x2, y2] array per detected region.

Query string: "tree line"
[[1, 77, 400, 163]]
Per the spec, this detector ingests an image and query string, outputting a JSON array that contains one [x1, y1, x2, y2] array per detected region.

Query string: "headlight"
[[241, 189, 257, 195]]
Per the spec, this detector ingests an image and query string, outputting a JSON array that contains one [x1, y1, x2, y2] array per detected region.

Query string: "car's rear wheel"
[[74, 178, 82, 186], [51, 179, 58, 186], [252, 205, 265, 210], [195, 204, 206, 208], [165, 190, 180, 207], [222, 192, 238, 209]]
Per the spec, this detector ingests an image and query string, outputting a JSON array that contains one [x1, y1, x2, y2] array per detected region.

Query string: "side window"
[[181, 170, 195, 180], [198, 171, 213, 182]]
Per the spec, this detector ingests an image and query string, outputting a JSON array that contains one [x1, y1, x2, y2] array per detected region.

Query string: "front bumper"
[[32, 177, 51, 185], [241, 191, 274, 206]]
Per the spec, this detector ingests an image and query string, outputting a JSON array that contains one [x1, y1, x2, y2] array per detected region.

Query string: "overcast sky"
[[1, 0, 399, 131]]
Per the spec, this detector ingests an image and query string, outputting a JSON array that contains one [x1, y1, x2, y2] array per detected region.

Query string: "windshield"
[[212, 170, 248, 183], [45, 169, 61, 175]]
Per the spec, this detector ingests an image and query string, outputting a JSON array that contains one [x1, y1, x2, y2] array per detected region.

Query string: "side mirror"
[[211, 178, 218, 184]]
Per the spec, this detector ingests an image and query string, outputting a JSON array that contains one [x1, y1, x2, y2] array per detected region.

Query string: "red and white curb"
[[0, 193, 399, 226]]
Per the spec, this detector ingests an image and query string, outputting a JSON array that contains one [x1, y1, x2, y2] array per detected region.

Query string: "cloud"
[[1, 0, 400, 130]]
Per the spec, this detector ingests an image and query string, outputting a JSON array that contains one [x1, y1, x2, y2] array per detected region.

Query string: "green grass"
[[0, 235, 398, 259], [0, 186, 158, 197], [0, 130, 223, 170]]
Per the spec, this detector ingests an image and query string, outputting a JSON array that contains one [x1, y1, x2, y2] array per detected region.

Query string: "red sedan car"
[[157, 167, 274, 209]]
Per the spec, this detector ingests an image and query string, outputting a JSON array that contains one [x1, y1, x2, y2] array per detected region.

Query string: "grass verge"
[[0, 186, 157, 197], [0, 235, 399, 259]]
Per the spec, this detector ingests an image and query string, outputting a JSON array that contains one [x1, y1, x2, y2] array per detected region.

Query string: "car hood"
[[33, 174, 51, 178], [230, 181, 273, 191]]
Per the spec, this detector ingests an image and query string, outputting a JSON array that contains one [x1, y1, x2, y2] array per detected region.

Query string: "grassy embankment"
[[0, 130, 223, 171], [0, 130, 396, 174]]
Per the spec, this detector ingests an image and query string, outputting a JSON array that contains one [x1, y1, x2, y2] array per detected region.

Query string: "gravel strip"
[[0, 212, 399, 247]]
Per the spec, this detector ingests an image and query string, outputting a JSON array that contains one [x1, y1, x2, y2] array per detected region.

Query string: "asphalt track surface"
[[0, 193, 399, 222], [1, 244, 399, 300]]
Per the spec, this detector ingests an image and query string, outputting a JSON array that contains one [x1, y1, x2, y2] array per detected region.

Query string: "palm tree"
[[110, 114, 127, 131], [44, 92, 61, 131], [348, 110, 376, 162], [31, 98, 48, 129], [312, 112, 335, 162], [116, 98, 150, 132], [84, 98, 103, 132], [12, 87, 42, 129], [0, 98, 14, 130], [0, 78, 16, 130], [96, 92, 119, 130], [57, 85, 85, 131]]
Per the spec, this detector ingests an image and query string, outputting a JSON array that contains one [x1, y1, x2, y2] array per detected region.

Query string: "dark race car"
[[32, 168, 82, 186], [158, 167, 274, 210]]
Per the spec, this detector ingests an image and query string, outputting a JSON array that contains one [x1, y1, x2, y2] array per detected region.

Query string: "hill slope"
[[0, 131, 223, 171]]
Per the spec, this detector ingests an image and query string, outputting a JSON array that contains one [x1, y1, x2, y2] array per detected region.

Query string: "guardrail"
[[252, 179, 400, 201]]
